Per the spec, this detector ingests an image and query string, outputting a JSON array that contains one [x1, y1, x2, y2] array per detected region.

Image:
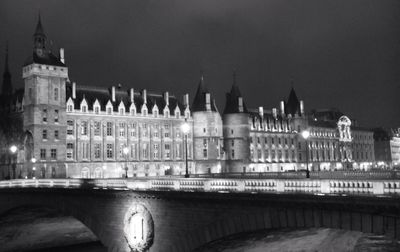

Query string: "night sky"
[[1, 0, 399, 128]]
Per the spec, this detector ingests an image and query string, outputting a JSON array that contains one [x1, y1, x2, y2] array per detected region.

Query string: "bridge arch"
[[178, 205, 399, 252]]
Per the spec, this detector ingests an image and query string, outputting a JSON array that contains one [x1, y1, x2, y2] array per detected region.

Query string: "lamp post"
[[9, 145, 17, 180], [123, 147, 129, 178], [31, 157, 37, 179], [301, 130, 310, 179], [181, 120, 190, 178]]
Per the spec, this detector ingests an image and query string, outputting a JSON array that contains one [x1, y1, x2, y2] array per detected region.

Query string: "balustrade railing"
[[0, 176, 399, 196]]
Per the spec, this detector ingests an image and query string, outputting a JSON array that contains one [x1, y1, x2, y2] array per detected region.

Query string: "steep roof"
[[191, 75, 218, 112], [285, 87, 301, 116], [66, 83, 185, 114], [223, 83, 247, 114], [24, 51, 65, 67]]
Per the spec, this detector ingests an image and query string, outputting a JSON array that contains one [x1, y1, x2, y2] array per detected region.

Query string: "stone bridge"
[[1, 178, 400, 252]]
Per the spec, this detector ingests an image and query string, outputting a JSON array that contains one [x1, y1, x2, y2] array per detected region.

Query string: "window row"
[[67, 120, 191, 138], [66, 142, 192, 160]]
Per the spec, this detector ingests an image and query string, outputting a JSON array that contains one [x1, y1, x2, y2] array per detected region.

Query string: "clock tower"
[[22, 14, 68, 177]]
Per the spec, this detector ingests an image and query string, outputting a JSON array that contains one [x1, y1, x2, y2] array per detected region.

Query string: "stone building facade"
[[0, 17, 379, 179]]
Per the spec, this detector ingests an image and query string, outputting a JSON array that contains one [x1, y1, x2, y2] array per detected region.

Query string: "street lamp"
[[31, 157, 37, 179], [9, 145, 17, 180], [181, 120, 190, 178], [123, 147, 129, 178], [301, 130, 310, 179]]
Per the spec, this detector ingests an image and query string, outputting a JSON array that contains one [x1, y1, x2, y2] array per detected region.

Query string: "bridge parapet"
[[2, 177, 400, 196]]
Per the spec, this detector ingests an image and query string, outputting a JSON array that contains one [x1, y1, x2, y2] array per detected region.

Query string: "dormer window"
[[153, 108, 159, 117], [81, 105, 87, 113], [107, 107, 112, 115], [67, 105, 73, 112], [120, 108, 125, 115], [130, 108, 136, 116], [94, 106, 100, 114], [175, 111, 180, 118], [142, 108, 148, 116], [164, 109, 170, 118]]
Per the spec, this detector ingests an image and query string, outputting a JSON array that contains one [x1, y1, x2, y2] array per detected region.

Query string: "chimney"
[[164, 91, 169, 106], [205, 93, 211, 111], [280, 101, 285, 116], [258, 106, 264, 117], [238, 97, 243, 112], [272, 108, 277, 118], [72, 82, 76, 99], [130, 88, 134, 103], [60, 48, 65, 64], [143, 89, 147, 104], [300, 100, 304, 115], [111, 86, 116, 102], [183, 93, 189, 108]]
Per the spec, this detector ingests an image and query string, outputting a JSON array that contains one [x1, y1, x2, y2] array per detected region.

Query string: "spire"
[[34, 12, 46, 37], [33, 12, 46, 53], [191, 73, 217, 112], [223, 71, 247, 114], [2, 42, 12, 96], [4, 41, 9, 74], [286, 87, 300, 116]]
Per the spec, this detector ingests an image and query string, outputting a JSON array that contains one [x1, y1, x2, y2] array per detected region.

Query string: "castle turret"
[[22, 15, 68, 178], [191, 74, 223, 174], [222, 72, 250, 172]]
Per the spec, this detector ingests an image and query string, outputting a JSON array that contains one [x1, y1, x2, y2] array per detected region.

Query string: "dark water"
[[30, 241, 107, 252]]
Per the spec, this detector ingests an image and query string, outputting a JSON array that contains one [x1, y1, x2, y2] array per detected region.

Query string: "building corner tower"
[[191, 74, 223, 174], [222, 73, 250, 173], [22, 15, 68, 178]]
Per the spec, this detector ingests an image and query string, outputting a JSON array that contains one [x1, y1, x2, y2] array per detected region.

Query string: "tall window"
[[142, 123, 148, 137], [42, 109, 47, 122], [94, 106, 100, 114], [50, 149, 57, 160], [54, 130, 59, 140], [164, 124, 170, 138], [94, 121, 101, 136], [42, 129, 47, 140], [40, 149, 46, 160], [231, 149, 235, 159], [81, 121, 88, 135], [119, 122, 126, 137], [54, 88, 59, 101], [119, 144, 126, 158], [130, 124, 136, 137], [153, 124, 159, 138], [106, 144, 114, 158], [164, 144, 171, 159], [106, 122, 113, 136], [67, 120, 74, 135], [153, 144, 159, 159], [203, 139, 208, 158], [66, 143, 74, 159], [94, 143, 101, 159], [54, 110, 59, 123], [67, 104, 73, 112]]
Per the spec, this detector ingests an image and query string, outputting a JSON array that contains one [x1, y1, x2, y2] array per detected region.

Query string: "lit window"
[[106, 144, 114, 158], [51, 149, 57, 160], [54, 110, 59, 123], [67, 120, 74, 135], [42, 129, 47, 140], [40, 149, 46, 160], [94, 121, 101, 136]]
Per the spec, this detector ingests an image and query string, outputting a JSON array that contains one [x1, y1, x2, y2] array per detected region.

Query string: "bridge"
[[1, 174, 400, 252]]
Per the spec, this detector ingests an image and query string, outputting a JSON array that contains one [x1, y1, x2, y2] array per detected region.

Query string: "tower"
[[191, 74, 223, 174], [222, 72, 250, 172], [22, 15, 68, 177], [2, 42, 12, 97]]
